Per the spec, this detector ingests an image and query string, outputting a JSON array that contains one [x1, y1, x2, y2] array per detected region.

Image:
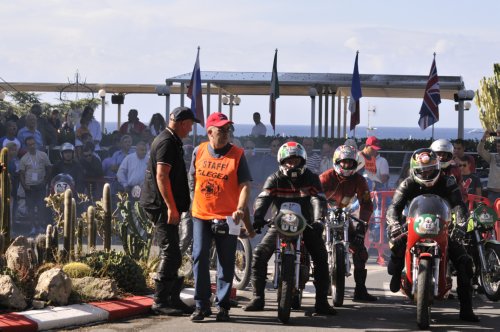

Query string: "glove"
[[310, 220, 325, 235], [388, 224, 403, 240], [352, 233, 365, 247], [355, 221, 366, 236], [450, 227, 466, 242], [252, 218, 266, 234]]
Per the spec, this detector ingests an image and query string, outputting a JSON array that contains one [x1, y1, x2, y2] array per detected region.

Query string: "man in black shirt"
[[140, 106, 200, 316]]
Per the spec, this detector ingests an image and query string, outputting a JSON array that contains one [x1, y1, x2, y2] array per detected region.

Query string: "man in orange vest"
[[190, 112, 253, 323]]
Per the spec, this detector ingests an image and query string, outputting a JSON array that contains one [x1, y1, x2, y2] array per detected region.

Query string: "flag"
[[418, 56, 441, 130], [269, 49, 280, 133], [349, 51, 362, 131], [187, 47, 205, 127]]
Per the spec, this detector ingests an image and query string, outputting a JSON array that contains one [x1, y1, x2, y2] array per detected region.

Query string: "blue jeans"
[[192, 217, 237, 311]]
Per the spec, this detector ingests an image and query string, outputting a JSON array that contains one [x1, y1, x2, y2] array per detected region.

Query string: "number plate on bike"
[[414, 214, 441, 236]]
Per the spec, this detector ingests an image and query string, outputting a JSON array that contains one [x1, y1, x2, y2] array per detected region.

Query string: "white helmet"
[[60, 142, 75, 158], [430, 139, 454, 169]]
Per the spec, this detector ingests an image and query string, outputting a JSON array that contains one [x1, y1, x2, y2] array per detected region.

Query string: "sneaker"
[[151, 303, 183, 316], [314, 303, 337, 315], [216, 307, 230, 322], [243, 298, 264, 311], [190, 308, 212, 322]]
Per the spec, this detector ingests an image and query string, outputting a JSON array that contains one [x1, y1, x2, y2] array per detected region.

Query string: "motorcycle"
[[396, 194, 453, 330], [50, 173, 75, 195], [271, 202, 310, 324], [465, 203, 500, 301]]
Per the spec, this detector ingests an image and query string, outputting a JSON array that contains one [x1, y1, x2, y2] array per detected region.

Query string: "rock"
[[71, 277, 119, 300], [35, 268, 72, 305], [31, 299, 46, 309], [5, 236, 32, 272], [0, 275, 27, 310]]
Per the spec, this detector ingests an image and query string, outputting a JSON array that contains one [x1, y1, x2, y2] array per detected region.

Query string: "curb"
[[0, 286, 237, 331]]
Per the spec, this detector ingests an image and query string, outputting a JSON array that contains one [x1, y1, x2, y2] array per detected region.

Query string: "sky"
[[1, 0, 499, 134]]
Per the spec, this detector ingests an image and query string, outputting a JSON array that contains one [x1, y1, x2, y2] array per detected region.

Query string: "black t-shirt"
[[139, 128, 190, 212]]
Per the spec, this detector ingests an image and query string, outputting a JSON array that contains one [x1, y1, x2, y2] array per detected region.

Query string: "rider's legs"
[[388, 236, 406, 293], [244, 228, 276, 311]]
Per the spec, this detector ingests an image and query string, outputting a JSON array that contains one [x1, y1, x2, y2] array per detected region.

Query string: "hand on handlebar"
[[388, 224, 403, 240], [311, 220, 325, 234]]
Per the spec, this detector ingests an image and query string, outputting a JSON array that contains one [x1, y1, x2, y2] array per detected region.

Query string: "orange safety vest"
[[362, 153, 377, 175], [192, 142, 244, 220]]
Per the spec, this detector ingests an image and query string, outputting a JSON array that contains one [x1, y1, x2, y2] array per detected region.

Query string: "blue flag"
[[418, 57, 440, 130], [187, 47, 205, 127]]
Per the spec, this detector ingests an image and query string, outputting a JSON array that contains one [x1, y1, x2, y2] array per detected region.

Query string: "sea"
[[105, 123, 484, 140]]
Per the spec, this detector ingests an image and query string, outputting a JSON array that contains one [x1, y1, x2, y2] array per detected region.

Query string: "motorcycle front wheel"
[[331, 243, 346, 307], [233, 237, 252, 290], [416, 258, 432, 330], [481, 243, 500, 301], [278, 254, 295, 324]]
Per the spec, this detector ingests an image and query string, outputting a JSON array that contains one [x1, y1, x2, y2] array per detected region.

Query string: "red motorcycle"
[[398, 194, 453, 329]]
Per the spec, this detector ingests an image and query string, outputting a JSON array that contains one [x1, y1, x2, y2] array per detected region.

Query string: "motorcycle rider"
[[319, 144, 377, 301], [430, 139, 466, 201], [244, 141, 336, 315], [51, 142, 84, 194], [386, 148, 479, 322]]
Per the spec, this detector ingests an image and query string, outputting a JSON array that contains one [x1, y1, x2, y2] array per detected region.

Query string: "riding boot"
[[353, 268, 378, 301], [169, 276, 195, 314], [388, 256, 404, 293], [152, 278, 183, 316], [457, 285, 480, 322], [314, 280, 337, 315], [243, 278, 265, 311]]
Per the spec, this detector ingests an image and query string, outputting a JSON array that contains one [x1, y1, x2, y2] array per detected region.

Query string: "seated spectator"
[[458, 155, 482, 196], [75, 106, 102, 151], [58, 111, 76, 145], [302, 137, 321, 173], [106, 131, 122, 157], [260, 138, 281, 179], [148, 113, 166, 137], [19, 136, 52, 235], [477, 130, 500, 202], [51, 142, 85, 193], [453, 138, 476, 173], [319, 141, 334, 173], [116, 141, 148, 195], [17, 113, 45, 152], [119, 109, 146, 142], [106, 134, 134, 194], [4, 106, 20, 124], [79, 142, 104, 200], [18, 104, 57, 148], [48, 109, 62, 131], [1, 121, 21, 151]]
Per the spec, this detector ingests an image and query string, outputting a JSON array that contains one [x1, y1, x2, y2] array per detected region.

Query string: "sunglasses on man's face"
[[459, 163, 467, 167]]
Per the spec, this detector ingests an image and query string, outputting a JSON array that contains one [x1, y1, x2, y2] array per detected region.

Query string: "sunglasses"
[[216, 127, 233, 134], [459, 163, 467, 167]]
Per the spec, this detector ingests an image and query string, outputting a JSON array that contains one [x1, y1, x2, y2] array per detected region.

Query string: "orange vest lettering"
[[362, 153, 377, 175], [192, 142, 244, 220]]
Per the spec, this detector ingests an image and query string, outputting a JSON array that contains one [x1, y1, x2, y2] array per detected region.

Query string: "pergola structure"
[[1, 71, 470, 138]]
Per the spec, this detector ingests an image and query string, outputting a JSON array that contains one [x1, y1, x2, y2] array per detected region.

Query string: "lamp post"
[[222, 95, 241, 121], [98, 89, 106, 132], [367, 104, 376, 136]]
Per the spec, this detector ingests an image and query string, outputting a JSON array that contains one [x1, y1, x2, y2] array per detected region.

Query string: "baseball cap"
[[170, 107, 201, 123], [365, 136, 381, 150], [206, 112, 233, 128]]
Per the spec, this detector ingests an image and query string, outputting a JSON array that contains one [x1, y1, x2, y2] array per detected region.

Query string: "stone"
[[35, 268, 72, 305], [71, 277, 120, 300], [31, 299, 46, 309], [0, 275, 27, 310], [5, 236, 32, 272]]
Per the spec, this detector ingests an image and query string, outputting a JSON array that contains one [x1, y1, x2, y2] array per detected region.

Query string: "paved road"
[[62, 258, 500, 332]]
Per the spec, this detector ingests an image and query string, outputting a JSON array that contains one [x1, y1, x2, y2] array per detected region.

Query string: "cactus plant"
[[475, 63, 500, 132], [62, 262, 93, 278], [71, 198, 76, 260], [62, 189, 73, 262], [0, 147, 11, 252], [87, 206, 96, 250], [103, 183, 111, 251]]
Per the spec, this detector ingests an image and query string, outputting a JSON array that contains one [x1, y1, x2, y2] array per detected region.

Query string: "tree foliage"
[[475, 63, 500, 132]]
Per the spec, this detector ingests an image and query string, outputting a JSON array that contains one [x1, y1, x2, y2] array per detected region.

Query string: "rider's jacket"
[[319, 169, 373, 222], [386, 174, 468, 230], [253, 168, 323, 223]]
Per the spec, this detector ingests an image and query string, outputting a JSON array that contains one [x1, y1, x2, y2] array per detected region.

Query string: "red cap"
[[206, 112, 233, 128], [365, 136, 381, 150]]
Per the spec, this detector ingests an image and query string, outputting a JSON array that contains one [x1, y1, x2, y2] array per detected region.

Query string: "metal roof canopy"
[[165, 71, 467, 138]]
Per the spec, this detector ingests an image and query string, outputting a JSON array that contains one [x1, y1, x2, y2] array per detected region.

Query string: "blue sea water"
[[106, 122, 483, 140]]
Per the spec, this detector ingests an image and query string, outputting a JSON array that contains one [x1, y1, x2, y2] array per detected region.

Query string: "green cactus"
[[87, 205, 96, 250], [475, 63, 500, 133], [103, 183, 111, 251], [0, 147, 11, 252], [71, 198, 76, 260], [45, 224, 56, 263], [62, 189, 73, 262], [35, 234, 46, 265], [62, 262, 93, 278]]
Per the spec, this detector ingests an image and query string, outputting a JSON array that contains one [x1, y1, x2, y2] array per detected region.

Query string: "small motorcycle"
[[271, 202, 310, 324], [325, 206, 349, 307], [397, 194, 453, 330], [465, 203, 500, 301]]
